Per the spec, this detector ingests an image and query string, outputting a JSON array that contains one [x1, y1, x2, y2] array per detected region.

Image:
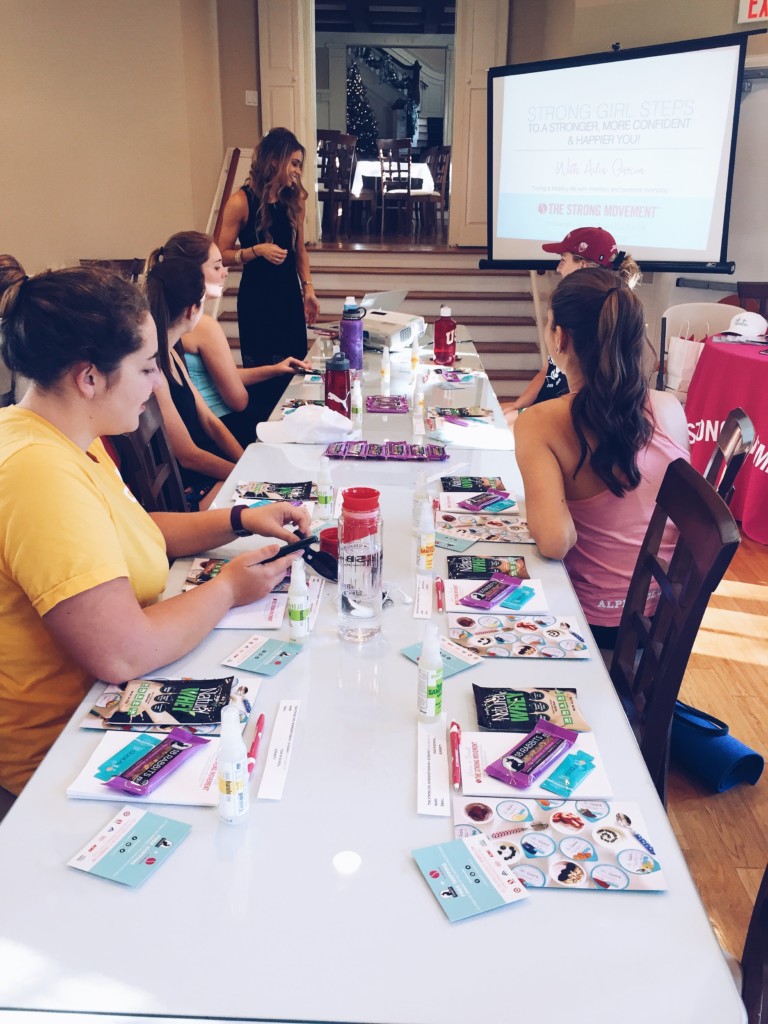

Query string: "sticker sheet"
[[448, 614, 591, 659], [451, 796, 666, 892], [435, 512, 534, 546]]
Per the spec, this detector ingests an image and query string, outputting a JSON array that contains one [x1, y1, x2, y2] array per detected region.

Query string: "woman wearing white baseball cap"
[[503, 227, 641, 421]]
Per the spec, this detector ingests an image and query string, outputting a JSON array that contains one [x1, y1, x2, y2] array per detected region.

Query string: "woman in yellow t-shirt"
[[0, 265, 310, 799]]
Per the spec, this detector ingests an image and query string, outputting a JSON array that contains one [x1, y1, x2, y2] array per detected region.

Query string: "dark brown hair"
[[159, 231, 213, 267], [550, 267, 652, 496], [246, 127, 308, 243], [0, 265, 148, 389], [143, 249, 205, 380]]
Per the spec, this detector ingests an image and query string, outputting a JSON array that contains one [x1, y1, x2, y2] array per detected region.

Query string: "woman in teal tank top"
[[159, 231, 311, 446]]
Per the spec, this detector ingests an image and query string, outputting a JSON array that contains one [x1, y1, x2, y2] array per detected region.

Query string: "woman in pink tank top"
[[515, 269, 690, 648]]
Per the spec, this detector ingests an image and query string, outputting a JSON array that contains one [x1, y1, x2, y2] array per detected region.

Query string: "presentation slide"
[[490, 42, 742, 266]]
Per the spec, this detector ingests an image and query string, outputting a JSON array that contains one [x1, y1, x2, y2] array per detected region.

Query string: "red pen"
[[435, 575, 445, 613], [247, 713, 265, 774], [449, 721, 462, 790]]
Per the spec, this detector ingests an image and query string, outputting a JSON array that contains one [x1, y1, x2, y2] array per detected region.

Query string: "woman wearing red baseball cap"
[[503, 227, 640, 419]]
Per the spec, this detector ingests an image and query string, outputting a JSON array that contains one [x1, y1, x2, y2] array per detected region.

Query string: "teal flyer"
[[68, 806, 191, 888], [413, 833, 527, 922]]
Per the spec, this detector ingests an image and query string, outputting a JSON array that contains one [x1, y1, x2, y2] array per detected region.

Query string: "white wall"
[[0, 0, 223, 274]]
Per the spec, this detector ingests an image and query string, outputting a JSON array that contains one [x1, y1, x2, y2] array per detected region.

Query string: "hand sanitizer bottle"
[[218, 704, 251, 825], [350, 377, 363, 428], [316, 456, 333, 521], [287, 558, 310, 641], [380, 346, 391, 396], [415, 495, 435, 575], [410, 333, 420, 383], [417, 622, 443, 721], [412, 469, 430, 533]]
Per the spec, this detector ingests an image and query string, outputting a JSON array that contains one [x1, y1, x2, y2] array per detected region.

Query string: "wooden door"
[[258, 0, 318, 241], [450, 0, 509, 247]]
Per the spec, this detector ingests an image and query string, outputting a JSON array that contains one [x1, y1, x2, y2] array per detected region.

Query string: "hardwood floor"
[[667, 532, 768, 958]]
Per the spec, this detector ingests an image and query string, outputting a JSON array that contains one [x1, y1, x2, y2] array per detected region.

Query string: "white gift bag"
[[665, 320, 704, 393]]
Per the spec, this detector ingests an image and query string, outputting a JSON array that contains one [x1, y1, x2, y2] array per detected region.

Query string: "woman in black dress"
[[217, 128, 320, 421]]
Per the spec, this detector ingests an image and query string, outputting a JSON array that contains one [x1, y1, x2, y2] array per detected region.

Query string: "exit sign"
[[739, 0, 768, 21]]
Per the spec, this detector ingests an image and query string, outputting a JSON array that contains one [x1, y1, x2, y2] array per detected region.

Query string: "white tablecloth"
[[351, 159, 435, 197]]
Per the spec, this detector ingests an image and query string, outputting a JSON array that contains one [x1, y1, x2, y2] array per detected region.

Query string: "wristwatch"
[[230, 504, 251, 537]]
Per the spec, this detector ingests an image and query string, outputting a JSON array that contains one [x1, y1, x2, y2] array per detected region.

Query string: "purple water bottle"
[[325, 351, 351, 418], [338, 296, 366, 371]]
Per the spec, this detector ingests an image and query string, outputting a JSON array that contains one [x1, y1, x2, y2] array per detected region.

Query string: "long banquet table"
[[0, 342, 745, 1024]]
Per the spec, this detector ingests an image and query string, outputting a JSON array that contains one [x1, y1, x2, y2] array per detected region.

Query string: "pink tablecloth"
[[685, 336, 768, 544]]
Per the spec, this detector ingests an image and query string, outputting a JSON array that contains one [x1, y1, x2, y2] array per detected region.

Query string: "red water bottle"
[[433, 305, 456, 366], [325, 351, 351, 418]]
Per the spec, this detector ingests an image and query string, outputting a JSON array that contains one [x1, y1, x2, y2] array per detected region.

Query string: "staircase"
[[217, 248, 542, 402]]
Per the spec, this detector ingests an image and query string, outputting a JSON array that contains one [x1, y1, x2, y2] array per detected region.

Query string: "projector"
[[363, 309, 427, 352]]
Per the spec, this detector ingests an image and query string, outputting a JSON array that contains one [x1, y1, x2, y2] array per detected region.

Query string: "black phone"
[[261, 534, 319, 564]]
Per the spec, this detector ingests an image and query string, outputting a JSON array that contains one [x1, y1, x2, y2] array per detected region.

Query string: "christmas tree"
[[346, 62, 379, 156]]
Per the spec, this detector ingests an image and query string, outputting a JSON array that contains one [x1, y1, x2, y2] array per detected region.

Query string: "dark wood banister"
[[212, 147, 241, 245]]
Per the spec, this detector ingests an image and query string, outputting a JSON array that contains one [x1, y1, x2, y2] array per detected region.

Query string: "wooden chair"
[[609, 458, 740, 805], [741, 861, 768, 1024], [79, 258, 144, 282], [0, 359, 15, 408], [108, 393, 187, 513], [412, 144, 450, 237], [703, 406, 755, 507], [737, 281, 768, 320], [377, 138, 413, 240], [316, 132, 357, 241]]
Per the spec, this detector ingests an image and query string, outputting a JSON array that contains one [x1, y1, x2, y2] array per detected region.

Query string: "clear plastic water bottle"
[[337, 487, 383, 642], [433, 305, 457, 366], [338, 296, 366, 371]]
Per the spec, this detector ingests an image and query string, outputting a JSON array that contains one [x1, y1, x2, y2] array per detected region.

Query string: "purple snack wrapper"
[[425, 443, 449, 461], [485, 720, 578, 789], [408, 444, 429, 461], [458, 489, 510, 512], [459, 571, 522, 610], [104, 727, 209, 797], [385, 441, 410, 460], [323, 442, 349, 458]]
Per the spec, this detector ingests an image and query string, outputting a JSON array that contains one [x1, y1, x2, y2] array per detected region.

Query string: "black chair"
[[609, 458, 740, 804], [377, 138, 413, 240], [737, 281, 768, 320], [742, 861, 768, 1024], [412, 144, 450, 237], [703, 406, 755, 507], [109, 393, 187, 513], [79, 258, 144, 282], [316, 132, 357, 241]]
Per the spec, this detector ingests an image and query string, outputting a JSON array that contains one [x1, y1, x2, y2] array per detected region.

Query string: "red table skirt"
[[685, 336, 768, 544]]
